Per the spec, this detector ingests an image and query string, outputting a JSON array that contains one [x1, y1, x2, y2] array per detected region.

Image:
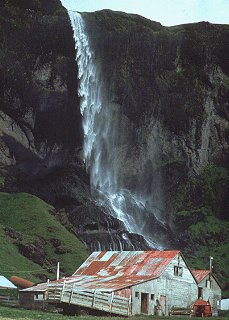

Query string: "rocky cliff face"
[[80, 10, 229, 292], [83, 11, 229, 203], [0, 0, 81, 165], [0, 2, 228, 293], [0, 1, 151, 252]]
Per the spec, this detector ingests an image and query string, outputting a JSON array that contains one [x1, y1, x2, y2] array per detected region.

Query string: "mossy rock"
[[173, 165, 229, 295]]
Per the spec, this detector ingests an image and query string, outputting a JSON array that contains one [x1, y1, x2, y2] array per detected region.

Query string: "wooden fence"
[[0, 295, 10, 303], [47, 282, 131, 316], [47, 283, 63, 302]]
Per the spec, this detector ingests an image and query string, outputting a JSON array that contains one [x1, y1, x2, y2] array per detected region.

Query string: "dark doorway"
[[141, 293, 149, 314], [198, 287, 203, 299]]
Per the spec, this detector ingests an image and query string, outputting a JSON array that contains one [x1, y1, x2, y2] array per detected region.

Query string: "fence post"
[[69, 283, 74, 304], [110, 292, 114, 312], [128, 295, 132, 316], [60, 281, 65, 302], [92, 289, 96, 307]]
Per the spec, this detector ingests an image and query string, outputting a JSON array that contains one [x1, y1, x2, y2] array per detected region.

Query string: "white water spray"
[[69, 12, 165, 249]]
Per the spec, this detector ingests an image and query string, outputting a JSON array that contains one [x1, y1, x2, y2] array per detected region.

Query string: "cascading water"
[[69, 11, 170, 249]]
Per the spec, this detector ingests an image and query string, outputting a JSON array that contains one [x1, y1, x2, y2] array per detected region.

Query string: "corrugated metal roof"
[[192, 270, 210, 283], [0, 275, 17, 289], [20, 282, 49, 292], [21, 251, 180, 293], [68, 250, 179, 291]]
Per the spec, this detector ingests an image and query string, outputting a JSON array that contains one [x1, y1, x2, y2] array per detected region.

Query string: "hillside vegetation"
[[173, 165, 229, 297], [0, 192, 88, 283]]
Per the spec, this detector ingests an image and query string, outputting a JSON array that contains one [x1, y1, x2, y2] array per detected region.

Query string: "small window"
[[135, 292, 139, 298], [198, 287, 203, 299], [34, 293, 44, 301], [206, 280, 211, 289], [151, 294, 155, 301], [174, 266, 183, 276]]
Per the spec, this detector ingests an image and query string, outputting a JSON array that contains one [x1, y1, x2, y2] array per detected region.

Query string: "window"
[[34, 294, 44, 301], [151, 294, 155, 301], [198, 287, 203, 299], [135, 292, 139, 298], [174, 266, 183, 276], [206, 280, 211, 289]]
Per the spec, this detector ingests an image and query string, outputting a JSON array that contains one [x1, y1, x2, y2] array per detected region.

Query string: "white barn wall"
[[198, 275, 221, 316], [221, 298, 229, 310], [131, 253, 197, 315]]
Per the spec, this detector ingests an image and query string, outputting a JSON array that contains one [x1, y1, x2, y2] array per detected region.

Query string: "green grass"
[[0, 306, 228, 320], [190, 214, 229, 238], [0, 192, 88, 282], [0, 224, 47, 283]]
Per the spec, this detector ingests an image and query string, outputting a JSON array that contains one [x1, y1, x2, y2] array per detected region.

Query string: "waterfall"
[[69, 12, 168, 249]]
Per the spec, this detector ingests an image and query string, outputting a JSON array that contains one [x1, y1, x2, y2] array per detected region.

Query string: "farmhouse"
[[19, 282, 48, 310], [192, 269, 221, 316], [47, 250, 198, 316]]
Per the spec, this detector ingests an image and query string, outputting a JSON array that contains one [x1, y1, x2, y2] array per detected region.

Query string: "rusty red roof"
[[192, 270, 210, 283], [21, 251, 181, 293], [64, 250, 180, 291]]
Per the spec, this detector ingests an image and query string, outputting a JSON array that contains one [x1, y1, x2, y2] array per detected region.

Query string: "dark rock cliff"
[[0, 3, 228, 293], [83, 10, 229, 188], [81, 10, 229, 292], [0, 0, 80, 161], [0, 0, 150, 252]]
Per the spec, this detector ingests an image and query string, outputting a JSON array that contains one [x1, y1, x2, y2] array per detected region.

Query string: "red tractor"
[[194, 299, 212, 317]]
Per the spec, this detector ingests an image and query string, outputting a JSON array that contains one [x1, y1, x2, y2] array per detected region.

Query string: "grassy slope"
[[0, 224, 45, 283], [0, 192, 88, 282]]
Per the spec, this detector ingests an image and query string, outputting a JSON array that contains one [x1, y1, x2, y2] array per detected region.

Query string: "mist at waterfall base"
[[69, 12, 173, 250]]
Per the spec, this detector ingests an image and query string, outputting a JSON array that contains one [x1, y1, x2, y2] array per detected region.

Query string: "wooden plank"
[[113, 295, 129, 301], [95, 293, 110, 298], [112, 306, 128, 312], [48, 292, 61, 300], [95, 295, 110, 301], [112, 300, 129, 307], [94, 296, 110, 302], [71, 299, 93, 306], [72, 292, 93, 298], [111, 307, 128, 315], [112, 305, 128, 311], [71, 299, 93, 308], [112, 304, 128, 310], [113, 297, 129, 303], [72, 295, 93, 303], [94, 302, 110, 308], [72, 291, 94, 298]]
